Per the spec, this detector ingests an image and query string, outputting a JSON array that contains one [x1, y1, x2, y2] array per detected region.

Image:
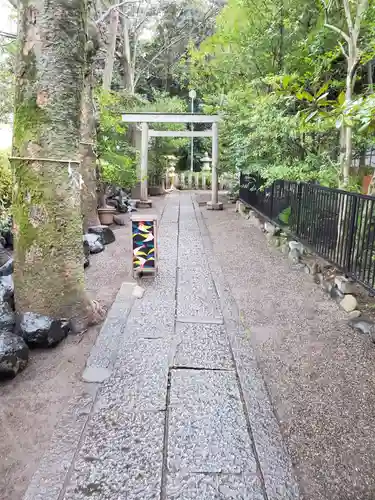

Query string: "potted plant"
[[97, 159, 136, 225]]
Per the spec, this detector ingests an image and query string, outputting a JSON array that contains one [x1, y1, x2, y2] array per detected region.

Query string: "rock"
[[0, 257, 13, 277], [133, 285, 145, 299], [349, 317, 375, 342], [264, 222, 279, 236], [83, 240, 90, 269], [0, 275, 14, 309], [0, 245, 11, 267], [288, 248, 300, 264], [84, 233, 104, 254], [18, 312, 71, 348], [0, 330, 29, 379], [330, 286, 345, 301], [0, 301, 15, 329], [322, 279, 333, 294], [314, 272, 324, 285], [339, 294, 357, 313], [280, 243, 289, 255], [348, 310, 361, 320], [334, 276, 356, 295], [82, 366, 112, 383], [289, 240, 305, 255], [88, 225, 115, 245], [113, 214, 128, 226]]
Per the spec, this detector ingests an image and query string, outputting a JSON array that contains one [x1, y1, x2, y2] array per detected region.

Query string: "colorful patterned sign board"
[[131, 214, 158, 277]]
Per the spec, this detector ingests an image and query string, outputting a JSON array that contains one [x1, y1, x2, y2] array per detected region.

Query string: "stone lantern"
[[200, 151, 212, 172]]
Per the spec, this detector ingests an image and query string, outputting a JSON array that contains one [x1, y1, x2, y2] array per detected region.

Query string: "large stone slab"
[[63, 409, 165, 500], [126, 297, 176, 338], [167, 471, 265, 500], [168, 370, 256, 474], [177, 268, 222, 321], [98, 338, 171, 411], [174, 323, 233, 369]]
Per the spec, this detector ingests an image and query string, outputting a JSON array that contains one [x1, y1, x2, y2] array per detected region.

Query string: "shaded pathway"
[[24, 192, 298, 500]]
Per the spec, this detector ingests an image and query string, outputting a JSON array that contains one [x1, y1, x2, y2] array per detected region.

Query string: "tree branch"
[[353, 0, 369, 40], [343, 0, 353, 31], [7, 0, 17, 9], [96, 0, 140, 24], [324, 23, 350, 43]]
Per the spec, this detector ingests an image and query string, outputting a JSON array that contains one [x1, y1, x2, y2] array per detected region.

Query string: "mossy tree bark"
[[12, 0, 96, 330], [80, 19, 101, 232]]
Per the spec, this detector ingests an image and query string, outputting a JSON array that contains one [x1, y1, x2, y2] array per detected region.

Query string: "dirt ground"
[[0, 221, 133, 500]]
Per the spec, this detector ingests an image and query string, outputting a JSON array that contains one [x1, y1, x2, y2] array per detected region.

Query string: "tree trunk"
[[80, 20, 100, 231], [12, 0, 98, 331], [102, 8, 118, 91], [120, 11, 135, 94]]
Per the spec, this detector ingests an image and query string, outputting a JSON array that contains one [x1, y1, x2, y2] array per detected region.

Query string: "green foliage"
[[96, 89, 139, 190], [187, 0, 374, 190]]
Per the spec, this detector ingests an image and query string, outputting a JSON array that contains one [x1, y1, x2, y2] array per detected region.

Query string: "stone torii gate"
[[121, 112, 223, 210]]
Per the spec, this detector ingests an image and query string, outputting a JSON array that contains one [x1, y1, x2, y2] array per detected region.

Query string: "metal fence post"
[[269, 182, 275, 219], [296, 183, 303, 236], [346, 195, 358, 273]]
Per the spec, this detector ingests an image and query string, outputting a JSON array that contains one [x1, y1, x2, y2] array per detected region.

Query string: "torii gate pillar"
[[207, 122, 223, 210]]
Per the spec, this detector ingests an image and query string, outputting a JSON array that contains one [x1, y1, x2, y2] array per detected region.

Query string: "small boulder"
[[84, 233, 104, 254], [0, 275, 14, 308], [83, 240, 90, 269], [0, 257, 13, 277], [113, 214, 127, 226], [88, 225, 115, 245], [0, 330, 29, 379], [0, 301, 15, 329], [334, 276, 356, 295], [18, 312, 71, 348], [349, 317, 375, 342], [264, 222, 279, 236], [133, 285, 145, 299], [339, 294, 357, 313], [330, 286, 345, 301], [348, 310, 361, 320], [288, 248, 300, 264], [289, 240, 305, 255]]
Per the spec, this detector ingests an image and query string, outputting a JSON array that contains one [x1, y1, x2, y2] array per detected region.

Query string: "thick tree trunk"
[[12, 0, 97, 331], [102, 8, 118, 91], [80, 20, 100, 231]]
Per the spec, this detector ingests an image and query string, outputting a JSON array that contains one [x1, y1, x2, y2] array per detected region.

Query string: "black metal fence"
[[240, 173, 375, 292]]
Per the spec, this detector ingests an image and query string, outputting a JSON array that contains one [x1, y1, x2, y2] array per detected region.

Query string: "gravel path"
[[202, 201, 375, 500]]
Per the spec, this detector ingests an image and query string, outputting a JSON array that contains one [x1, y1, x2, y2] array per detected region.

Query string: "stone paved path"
[[24, 192, 299, 500]]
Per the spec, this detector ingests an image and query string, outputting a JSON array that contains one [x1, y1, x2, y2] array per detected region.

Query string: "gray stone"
[[168, 370, 257, 474], [264, 221, 278, 236], [132, 285, 145, 299], [0, 329, 29, 379], [339, 294, 357, 313], [113, 213, 128, 226], [288, 248, 300, 264], [206, 201, 224, 211], [88, 225, 115, 245], [63, 409, 164, 500], [136, 199, 153, 208], [330, 286, 345, 301], [335, 276, 356, 295], [348, 310, 361, 320], [0, 300, 15, 329], [173, 323, 233, 369], [84, 233, 104, 254], [18, 312, 71, 348], [82, 366, 112, 383], [99, 338, 171, 411], [348, 318, 375, 340], [177, 268, 222, 321], [288, 240, 304, 255], [322, 279, 333, 293], [0, 256, 13, 277], [167, 471, 264, 499]]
